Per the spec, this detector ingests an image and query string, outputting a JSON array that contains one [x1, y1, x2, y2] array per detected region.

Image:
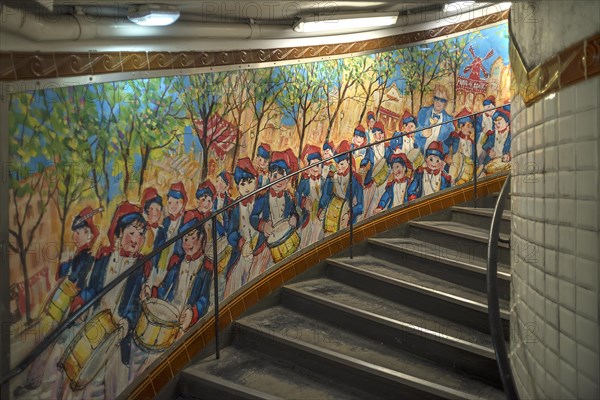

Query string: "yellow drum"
[[44, 278, 80, 323], [267, 220, 300, 263], [58, 309, 121, 391], [406, 148, 424, 172], [449, 152, 474, 185], [206, 236, 233, 274], [324, 196, 350, 234], [484, 157, 511, 175], [134, 298, 180, 352], [372, 158, 390, 186]]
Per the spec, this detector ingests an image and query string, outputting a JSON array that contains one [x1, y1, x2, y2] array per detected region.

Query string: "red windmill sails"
[[457, 46, 494, 94], [193, 113, 238, 159]]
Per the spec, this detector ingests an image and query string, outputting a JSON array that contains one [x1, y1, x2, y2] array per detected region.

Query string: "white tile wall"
[[510, 74, 600, 400]]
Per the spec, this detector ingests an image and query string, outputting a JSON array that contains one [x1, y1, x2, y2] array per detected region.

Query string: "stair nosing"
[[409, 220, 511, 248], [182, 369, 284, 400], [368, 237, 512, 281], [237, 317, 489, 400], [283, 284, 497, 359], [327, 258, 510, 319], [451, 206, 512, 221]]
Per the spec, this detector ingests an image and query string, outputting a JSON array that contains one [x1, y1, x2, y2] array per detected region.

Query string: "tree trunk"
[[138, 145, 151, 195], [19, 250, 32, 324], [252, 115, 263, 159]]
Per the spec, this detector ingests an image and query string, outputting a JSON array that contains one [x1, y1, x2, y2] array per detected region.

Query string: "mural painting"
[[5, 23, 511, 399]]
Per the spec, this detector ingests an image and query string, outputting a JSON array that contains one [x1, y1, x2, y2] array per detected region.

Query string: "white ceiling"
[[0, 1, 512, 52]]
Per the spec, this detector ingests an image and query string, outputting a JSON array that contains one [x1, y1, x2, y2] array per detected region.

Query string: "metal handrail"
[[0, 103, 510, 387], [487, 175, 519, 400]]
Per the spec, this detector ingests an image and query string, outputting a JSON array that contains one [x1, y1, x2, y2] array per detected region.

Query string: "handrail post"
[[473, 135, 478, 208], [349, 151, 354, 260], [487, 176, 518, 399], [211, 216, 220, 360]]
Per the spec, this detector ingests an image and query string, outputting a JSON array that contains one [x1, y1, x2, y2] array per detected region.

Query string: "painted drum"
[[449, 152, 474, 185], [58, 309, 121, 391], [406, 148, 424, 172], [44, 278, 80, 323], [266, 220, 300, 263], [324, 196, 350, 234], [372, 158, 390, 186], [134, 298, 180, 353], [484, 157, 511, 175]]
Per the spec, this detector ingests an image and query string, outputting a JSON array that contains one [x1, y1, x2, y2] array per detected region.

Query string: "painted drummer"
[[297, 144, 324, 249], [141, 187, 163, 255], [213, 170, 233, 227], [224, 158, 270, 296], [144, 210, 213, 332], [322, 140, 337, 180], [318, 140, 364, 232], [250, 149, 301, 265], [407, 141, 452, 201], [255, 143, 271, 187], [68, 202, 151, 399], [374, 153, 414, 212], [443, 108, 476, 185], [481, 106, 511, 174], [362, 120, 389, 217], [475, 95, 496, 165], [152, 182, 187, 285], [390, 110, 418, 152]]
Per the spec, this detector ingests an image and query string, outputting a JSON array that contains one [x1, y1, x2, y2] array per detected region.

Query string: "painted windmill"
[[463, 46, 494, 81]]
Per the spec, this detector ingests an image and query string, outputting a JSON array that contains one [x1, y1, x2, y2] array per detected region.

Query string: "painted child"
[[366, 111, 377, 143], [318, 140, 364, 233], [152, 182, 187, 285], [251, 149, 301, 266], [322, 141, 337, 181], [362, 121, 389, 217], [374, 153, 414, 212], [475, 95, 496, 165], [213, 170, 232, 227], [296, 144, 324, 249], [407, 141, 452, 201], [255, 143, 271, 187], [145, 210, 213, 333], [224, 158, 270, 296], [140, 187, 163, 255], [351, 124, 369, 168], [444, 108, 476, 185], [389, 110, 418, 153], [482, 107, 511, 172]]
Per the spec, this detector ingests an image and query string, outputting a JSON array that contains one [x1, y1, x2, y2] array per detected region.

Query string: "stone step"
[[450, 206, 512, 235]]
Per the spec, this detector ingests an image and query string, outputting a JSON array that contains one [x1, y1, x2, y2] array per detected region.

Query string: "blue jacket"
[[377, 178, 410, 210], [225, 199, 267, 277], [407, 167, 452, 201], [57, 248, 95, 292], [415, 105, 453, 152], [481, 129, 511, 164], [250, 190, 300, 234], [318, 171, 364, 224]]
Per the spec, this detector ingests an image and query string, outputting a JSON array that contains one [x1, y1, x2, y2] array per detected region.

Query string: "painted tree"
[[319, 58, 363, 142], [441, 32, 481, 113], [129, 77, 184, 194], [246, 67, 285, 159], [220, 71, 252, 171], [371, 51, 403, 119], [174, 72, 230, 180], [276, 62, 327, 160], [8, 91, 58, 324]]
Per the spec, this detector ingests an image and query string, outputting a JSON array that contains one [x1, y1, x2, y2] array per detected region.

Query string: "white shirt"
[[422, 171, 442, 196], [425, 112, 445, 151], [334, 173, 349, 199], [392, 181, 407, 207], [459, 138, 473, 158], [239, 202, 256, 242], [166, 216, 182, 240], [269, 194, 286, 224], [173, 256, 203, 311], [100, 251, 136, 313], [492, 129, 509, 157]]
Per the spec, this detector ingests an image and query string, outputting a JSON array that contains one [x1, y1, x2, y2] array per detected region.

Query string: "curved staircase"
[[176, 193, 511, 400]]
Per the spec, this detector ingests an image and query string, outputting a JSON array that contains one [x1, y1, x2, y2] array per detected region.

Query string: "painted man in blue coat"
[[415, 85, 454, 153], [407, 141, 452, 201], [374, 153, 414, 212]]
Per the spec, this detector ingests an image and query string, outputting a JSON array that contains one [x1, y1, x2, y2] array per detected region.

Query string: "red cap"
[[301, 144, 322, 163], [270, 148, 299, 174], [141, 187, 161, 208], [389, 153, 413, 171], [107, 201, 144, 246], [373, 121, 385, 134], [167, 182, 188, 208], [72, 206, 100, 243], [196, 179, 216, 199]]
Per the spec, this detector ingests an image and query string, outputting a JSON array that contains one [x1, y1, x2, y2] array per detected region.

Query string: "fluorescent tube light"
[[127, 4, 180, 26], [293, 12, 399, 33]]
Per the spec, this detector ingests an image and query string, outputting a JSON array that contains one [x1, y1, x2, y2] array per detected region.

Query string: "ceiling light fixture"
[[293, 12, 399, 33], [127, 4, 180, 26]]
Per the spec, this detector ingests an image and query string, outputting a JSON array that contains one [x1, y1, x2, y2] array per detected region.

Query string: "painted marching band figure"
[[322, 141, 337, 181], [224, 158, 270, 296], [374, 153, 414, 212], [297, 144, 324, 249], [475, 95, 497, 167], [144, 210, 213, 333], [255, 143, 271, 187], [366, 111, 377, 143], [66, 202, 151, 399], [481, 105, 511, 175], [392, 111, 418, 151], [362, 121, 390, 218], [151, 182, 187, 285], [213, 170, 232, 228], [415, 85, 454, 154], [351, 124, 369, 168], [251, 149, 301, 265], [140, 188, 163, 255], [407, 141, 452, 201], [21, 207, 102, 398], [319, 140, 364, 234], [443, 108, 477, 185]]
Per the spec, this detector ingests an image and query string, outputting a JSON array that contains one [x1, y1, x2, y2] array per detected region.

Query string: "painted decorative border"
[[0, 10, 508, 82], [125, 173, 508, 400], [510, 31, 600, 106]]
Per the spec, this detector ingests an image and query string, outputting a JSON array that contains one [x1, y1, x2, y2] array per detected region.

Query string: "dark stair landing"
[[178, 194, 511, 399]]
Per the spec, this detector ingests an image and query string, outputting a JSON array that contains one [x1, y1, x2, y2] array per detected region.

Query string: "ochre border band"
[[0, 10, 508, 81], [126, 173, 508, 400]]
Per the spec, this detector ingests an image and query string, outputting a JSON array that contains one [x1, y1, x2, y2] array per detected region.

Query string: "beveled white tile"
[[558, 114, 575, 144], [559, 330, 577, 366], [558, 198, 575, 226], [576, 286, 597, 322], [576, 315, 599, 351], [576, 170, 598, 200], [576, 200, 599, 231], [558, 170, 575, 198], [545, 248, 558, 275], [544, 145, 558, 172], [558, 225, 576, 254], [577, 229, 599, 261], [575, 108, 598, 142], [544, 119, 558, 146], [575, 257, 598, 291], [577, 343, 599, 382], [575, 76, 599, 111], [546, 274, 558, 301], [559, 360, 578, 396], [558, 142, 575, 171], [577, 372, 599, 400], [575, 140, 598, 171], [558, 84, 576, 117], [559, 280, 576, 311]]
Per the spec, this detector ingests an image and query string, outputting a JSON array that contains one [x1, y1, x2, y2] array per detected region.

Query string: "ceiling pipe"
[[0, 4, 289, 41]]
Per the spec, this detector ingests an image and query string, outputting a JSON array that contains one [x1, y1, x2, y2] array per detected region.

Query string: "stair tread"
[[240, 306, 505, 400], [409, 220, 510, 247], [185, 346, 379, 400], [451, 206, 512, 220], [286, 277, 499, 347], [369, 237, 511, 277], [328, 256, 510, 315]]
